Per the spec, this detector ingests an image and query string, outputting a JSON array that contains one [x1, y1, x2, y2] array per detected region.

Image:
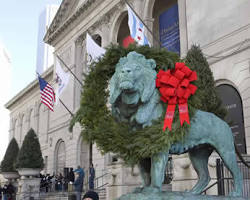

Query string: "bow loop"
[[156, 62, 197, 131]]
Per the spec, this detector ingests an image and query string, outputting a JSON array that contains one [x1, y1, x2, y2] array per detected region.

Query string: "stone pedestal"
[[1, 172, 20, 194], [16, 177, 41, 200], [117, 191, 248, 200], [172, 153, 218, 195], [106, 161, 142, 200], [1, 172, 20, 180]]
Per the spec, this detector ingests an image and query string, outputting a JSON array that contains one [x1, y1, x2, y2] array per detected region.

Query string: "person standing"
[[88, 163, 95, 190], [73, 171, 84, 200], [68, 168, 75, 192], [2, 184, 7, 200], [76, 165, 84, 178], [58, 173, 64, 191], [69, 168, 75, 183]]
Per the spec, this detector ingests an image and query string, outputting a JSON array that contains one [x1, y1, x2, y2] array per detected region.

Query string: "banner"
[[86, 33, 106, 64], [55, 59, 69, 104], [159, 4, 180, 54]]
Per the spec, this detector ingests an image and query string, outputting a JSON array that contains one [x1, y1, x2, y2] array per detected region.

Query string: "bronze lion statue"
[[109, 51, 243, 197]]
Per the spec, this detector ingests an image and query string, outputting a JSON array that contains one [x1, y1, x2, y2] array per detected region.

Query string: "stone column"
[[106, 161, 141, 200], [144, 17, 154, 46], [178, 0, 188, 57], [73, 35, 85, 112], [16, 177, 41, 200]]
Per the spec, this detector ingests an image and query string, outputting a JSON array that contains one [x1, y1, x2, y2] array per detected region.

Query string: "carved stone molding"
[[89, 14, 111, 35], [75, 34, 86, 46], [112, 1, 125, 16], [46, 0, 97, 44], [59, 46, 73, 67]]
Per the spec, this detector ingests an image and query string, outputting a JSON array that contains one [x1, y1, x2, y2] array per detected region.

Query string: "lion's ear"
[[141, 72, 156, 103], [109, 72, 121, 104]]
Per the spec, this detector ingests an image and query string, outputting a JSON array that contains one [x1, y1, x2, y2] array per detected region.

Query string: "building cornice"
[[44, 0, 97, 45], [5, 67, 53, 110]]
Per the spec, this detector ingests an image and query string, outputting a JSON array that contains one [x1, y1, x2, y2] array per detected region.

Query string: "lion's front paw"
[[132, 187, 143, 193], [229, 191, 242, 197]]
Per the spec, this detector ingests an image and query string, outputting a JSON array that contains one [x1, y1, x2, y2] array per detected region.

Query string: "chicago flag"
[[127, 5, 150, 46]]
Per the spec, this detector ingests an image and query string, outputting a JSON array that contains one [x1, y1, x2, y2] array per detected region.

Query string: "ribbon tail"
[[163, 105, 176, 131], [178, 103, 190, 126]]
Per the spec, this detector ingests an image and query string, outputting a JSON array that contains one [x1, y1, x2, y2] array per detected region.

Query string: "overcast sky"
[[0, 0, 62, 160]]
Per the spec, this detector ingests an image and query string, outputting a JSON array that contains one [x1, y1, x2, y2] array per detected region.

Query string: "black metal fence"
[[216, 159, 250, 198]]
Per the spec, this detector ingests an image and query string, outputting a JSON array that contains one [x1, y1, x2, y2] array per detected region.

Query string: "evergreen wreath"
[[70, 44, 226, 165]]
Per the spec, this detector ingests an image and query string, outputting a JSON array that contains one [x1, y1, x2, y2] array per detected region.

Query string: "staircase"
[[96, 188, 107, 200], [38, 188, 107, 200], [38, 171, 109, 200], [39, 192, 68, 200]]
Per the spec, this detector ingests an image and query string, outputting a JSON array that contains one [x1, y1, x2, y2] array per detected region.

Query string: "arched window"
[[19, 115, 24, 145], [216, 84, 246, 153], [21, 115, 26, 144], [55, 140, 66, 175], [13, 119, 18, 140], [92, 34, 102, 46], [29, 109, 35, 130], [78, 137, 89, 169], [117, 13, 130, 46]]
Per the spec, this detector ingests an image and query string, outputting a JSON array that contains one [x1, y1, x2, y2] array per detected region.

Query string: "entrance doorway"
[[216, 84, 246, 154]]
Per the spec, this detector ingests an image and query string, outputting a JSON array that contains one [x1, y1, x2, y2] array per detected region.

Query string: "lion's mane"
[[109, 52, 163, 128]]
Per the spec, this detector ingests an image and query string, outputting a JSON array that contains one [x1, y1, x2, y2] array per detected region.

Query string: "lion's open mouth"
[[119, 81, 134, 90]]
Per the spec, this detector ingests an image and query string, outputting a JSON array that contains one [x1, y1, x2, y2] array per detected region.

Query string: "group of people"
[[40, 172, 68, 192], [39, 164, 97, 200], [0, 183, 16, 200]]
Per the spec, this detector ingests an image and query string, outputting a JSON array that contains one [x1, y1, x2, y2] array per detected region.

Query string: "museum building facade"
[[5, 0, 250, 199]]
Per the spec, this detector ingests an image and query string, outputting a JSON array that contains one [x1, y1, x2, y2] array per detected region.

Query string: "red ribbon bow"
[[156, 62, 197, 131]]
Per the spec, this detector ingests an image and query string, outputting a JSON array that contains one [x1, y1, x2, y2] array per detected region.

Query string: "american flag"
[[38, 75, 55, 111]]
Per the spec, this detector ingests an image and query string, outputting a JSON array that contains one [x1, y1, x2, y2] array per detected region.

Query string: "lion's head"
[[109, 51, 163, 127], [110, 51, 157, 104]]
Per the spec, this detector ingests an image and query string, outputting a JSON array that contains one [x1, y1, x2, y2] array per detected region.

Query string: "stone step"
[[162, 184, 172, 192], [39, 192, 68, 200], [118, 191, 248, 200], [98, 189, 107, 200], [96, 188, 107, 200], [38, 189, 107, 200]]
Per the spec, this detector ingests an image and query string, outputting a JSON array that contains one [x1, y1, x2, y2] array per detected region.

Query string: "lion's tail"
[[234, 142, 250, 168]]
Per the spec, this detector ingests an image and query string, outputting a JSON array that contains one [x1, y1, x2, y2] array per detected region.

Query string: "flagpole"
[[59, 98, 74, 117], [55, 54, 84, 87], [124, 0, 162, 47]]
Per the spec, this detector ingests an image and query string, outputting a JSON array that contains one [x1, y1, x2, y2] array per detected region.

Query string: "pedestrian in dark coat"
[[88, 163, 95, 190], [69, 168, 75, 183], [74, 171, 83, 200]]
